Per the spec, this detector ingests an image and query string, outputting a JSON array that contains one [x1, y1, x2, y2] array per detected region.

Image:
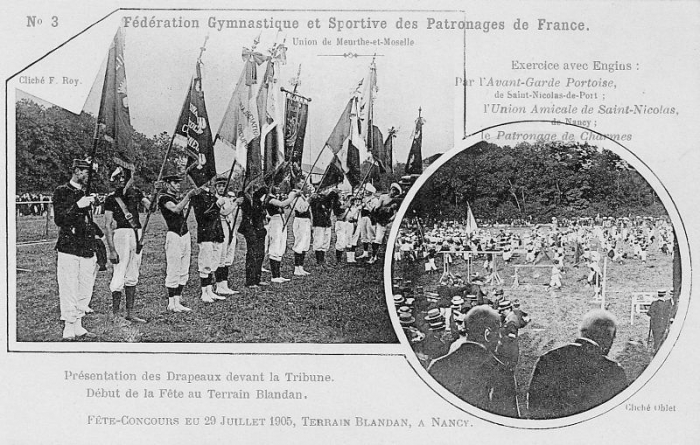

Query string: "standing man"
[[266, 188, 298, 283], [190, 179, 227, 303], [104, 167, 151, 323], [309, 189, 336, 265], [213, 177, 242, 296], [647, 289, 672, 352], [158, 173, 200, 312], [368, 183, 401, 264], [54, 159, 101, 340], [527, 309, 628, 419], [291, 180, 312, 276], [239, 185, 269, 288]]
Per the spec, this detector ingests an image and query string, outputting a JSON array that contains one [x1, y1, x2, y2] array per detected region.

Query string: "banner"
[[97, 27, 135, 171], [405, 113, 425, 175], [284, 96, 309, 169], [171, 62, 216, 187]]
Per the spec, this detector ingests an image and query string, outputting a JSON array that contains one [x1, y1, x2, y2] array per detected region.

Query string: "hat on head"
[[110, 165, 124, 182], [512, 299, 521, 308], [162, 173, 182, 183], [215, 175, 228, 185], [399, 312, 416, 326], [390, 183, 402, 195], [498, 300, 513, 312], [72, 158, 95, 170], [495, 289, 504, 296], [393, 294, 405, 307], [657, 289, 667, 298]]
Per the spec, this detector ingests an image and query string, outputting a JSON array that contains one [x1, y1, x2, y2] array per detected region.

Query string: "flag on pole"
[[216, 45, 266, 178], [465, 202, 478, 236], [405, 110, 425, 175], [317, 155, 345, 191], [383, 127, 396, 174], [171, 61, 216, 186], [284, 96, 308, 170], [259, 43, 286, 180], [97, 28, 135, 170]]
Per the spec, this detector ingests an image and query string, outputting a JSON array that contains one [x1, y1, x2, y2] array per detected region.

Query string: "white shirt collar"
[[69, 179, 83, 190]]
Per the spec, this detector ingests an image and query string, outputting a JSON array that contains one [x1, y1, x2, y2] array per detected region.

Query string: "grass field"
[[15, 213, 397, 344], [392, 232, 674, 417]]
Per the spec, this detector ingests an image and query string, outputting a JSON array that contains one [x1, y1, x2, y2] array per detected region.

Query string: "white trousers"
[[165, 231, 191, 288], [358, 216, 375, 243], [293, 217, 311, 253], [373, 223, 388, 244], [198, 241, 222, 278], [268, 215, 287, 261], [313, 226, 331, 252], [57, 252, 97, 322], [335, 221, 353, 250], [219, 220, 237, 267], [110, 228, 142, 293]]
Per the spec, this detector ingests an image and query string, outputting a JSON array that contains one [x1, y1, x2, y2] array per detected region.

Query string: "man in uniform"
[[368, 183, 401, 264], [190, 179, 228, 303], [528, 309, 628, 419], [309, 189, 336, 265], [53, 159, 101, 340], [104, 167, 151, 323], [647, 289, 672, 352], [213, 177, 242, 296], [158, 173, 200, 312]]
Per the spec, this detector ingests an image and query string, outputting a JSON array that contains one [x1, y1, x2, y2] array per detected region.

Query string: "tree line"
[[408, 141, 667, 224]]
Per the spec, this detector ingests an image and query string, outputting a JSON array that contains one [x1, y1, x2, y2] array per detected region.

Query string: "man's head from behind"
[[464, 306, 501, 352], [579, 309, 618, 355]]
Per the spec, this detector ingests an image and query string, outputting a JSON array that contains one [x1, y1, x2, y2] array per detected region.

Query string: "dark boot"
[[335, 249, 343, 264], [270, 259, 281, 278], [319, 251, 326, 264], [111, 291, 122, 316], [315, 250, 323, 264], [124, 286, 146, 323]]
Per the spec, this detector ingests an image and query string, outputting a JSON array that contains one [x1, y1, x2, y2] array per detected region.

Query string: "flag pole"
[[139, 35, 209, 250], [280, 141, 329, 231]]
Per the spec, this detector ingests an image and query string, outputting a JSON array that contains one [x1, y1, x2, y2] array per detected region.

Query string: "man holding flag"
[[104, 167, 151, 322]]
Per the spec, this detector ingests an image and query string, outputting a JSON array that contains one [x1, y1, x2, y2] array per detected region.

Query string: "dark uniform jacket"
[[428, 341, 518, 417], [309, 194, 332, 228], [527, 338, 628, 419], [53, 182, 101, 258], [191, 191, 224, 243], [158, 194, 188, 236]]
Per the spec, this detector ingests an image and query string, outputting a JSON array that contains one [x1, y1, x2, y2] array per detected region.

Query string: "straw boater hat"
[[424, 308, 446, 331], [498, 300, 513, 312], [390, 183, 403, 195], [393, 294, 405, 307], [399, 312, 416, 326]]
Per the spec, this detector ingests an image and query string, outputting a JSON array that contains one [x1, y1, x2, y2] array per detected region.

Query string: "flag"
[[317, 155, 345, 191], [465, 202, 478, 235], [216, 55, 265, 177], [324, 99, 353, 155], [383, 127, 396, 174], [406, 112, 425, 175], [284, 96, 309, 170], [259, 44, 286, 180], [369, 125, 385, 173], [171, 62, 216, 186], [97, 28, 135, 171]]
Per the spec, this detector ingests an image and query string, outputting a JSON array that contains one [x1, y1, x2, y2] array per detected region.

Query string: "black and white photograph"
[[2, 2, 700, 443], [11, 10, 456, 344], [389, 125, 685, 421]]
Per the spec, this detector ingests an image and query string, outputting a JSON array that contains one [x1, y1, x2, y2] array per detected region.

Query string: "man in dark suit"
[[527, 309, 628, 419], [428, 306, 519, 417]]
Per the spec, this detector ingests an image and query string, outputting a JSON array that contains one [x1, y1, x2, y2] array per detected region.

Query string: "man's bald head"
[[465, 305, 501, 351], [579, 309, 618, 355]]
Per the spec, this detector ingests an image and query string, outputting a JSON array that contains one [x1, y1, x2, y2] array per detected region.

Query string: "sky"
[[56, 10, 461, 172]]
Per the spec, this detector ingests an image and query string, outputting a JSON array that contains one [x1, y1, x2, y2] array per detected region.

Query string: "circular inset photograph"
[[387, 122, 689, 426]]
